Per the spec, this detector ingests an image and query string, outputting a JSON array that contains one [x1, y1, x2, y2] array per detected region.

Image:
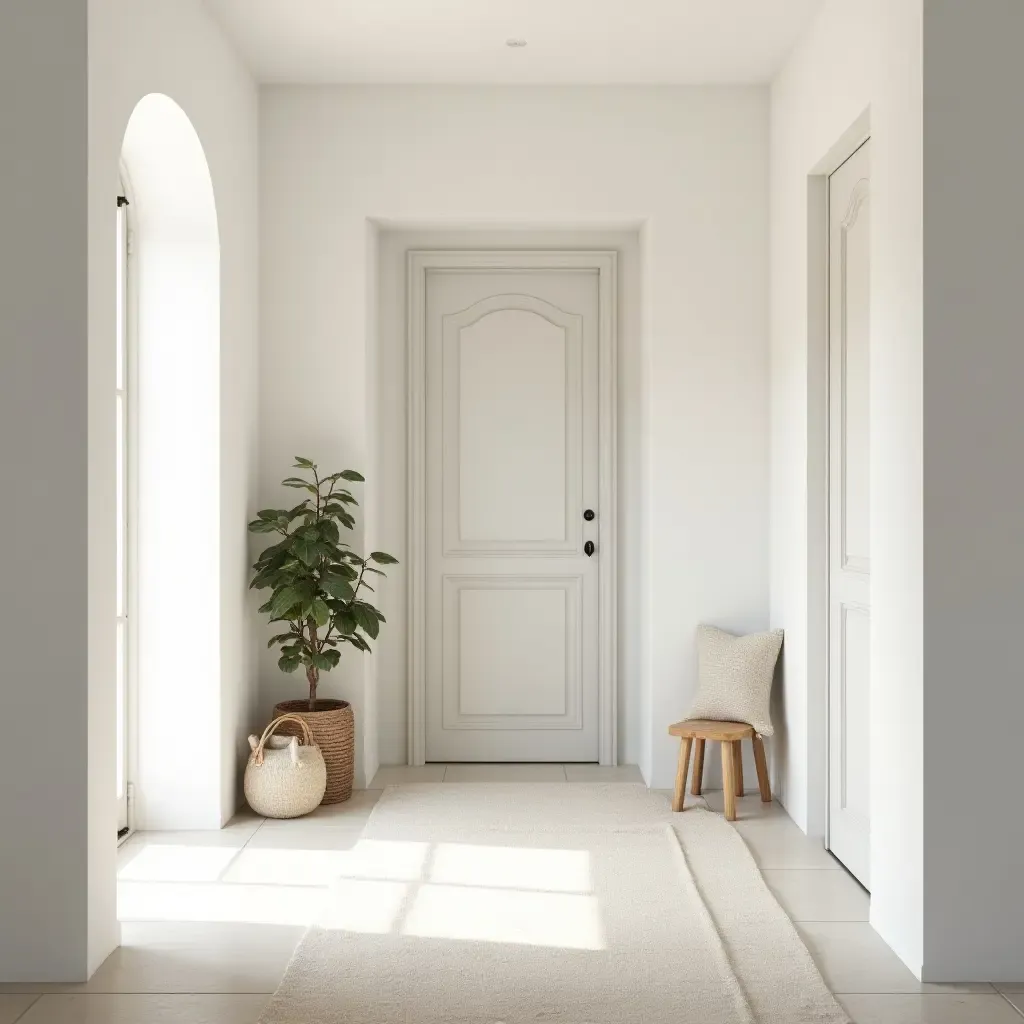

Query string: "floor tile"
[[257, 788, 382, 829], [839, 993, 1023, 1023], [223, 836, 429, 887], [652, 788, 707, 810], [798, 922, 994, 995], [734, 815, 842, 870], [18, 994, 268, 1023], [998, 990, 1024, 1016], [77, 922, 301, 993], [369, 764, 446, 786], [702, 789, 789, 819], [242, 825, 365, 851], [563, 764, 644, 783], [443, 763, 568, 782], [0, 995, 39, 1024], [995, 984, 1024, 993], [762, 867, 869, 921]]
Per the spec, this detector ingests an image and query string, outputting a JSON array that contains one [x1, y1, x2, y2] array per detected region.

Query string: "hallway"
[[1, 772, 1019, 1023]]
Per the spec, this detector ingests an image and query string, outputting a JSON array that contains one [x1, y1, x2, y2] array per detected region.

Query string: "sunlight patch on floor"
[[116, 835, 604, 948], [222, 840, 430, 886]]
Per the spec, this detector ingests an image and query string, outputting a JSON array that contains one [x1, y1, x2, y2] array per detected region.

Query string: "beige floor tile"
[[734, 815, 842, 870], [762, 867, 869, 921], [242, 825, 365, 851], [994, 984, 1024, 993], [223, 836, 428, 887], [369, 765, 446, 786], [257, 788, 382, 829], [839, 993, 1022, 1023], [563, 764, 645, 783], [18, 994, 268, 1023], [443, 763, 567, 782], [0, 995, 39, 1024], [798, 923, 995, 995], [998, 989, 1024, 1016], [79, 922, 300, 994], [702, 789, 789, 819], [652, 788, 707, 810]]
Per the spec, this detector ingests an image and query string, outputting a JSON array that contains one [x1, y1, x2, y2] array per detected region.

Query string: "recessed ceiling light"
[[505, 38, 528, 48]]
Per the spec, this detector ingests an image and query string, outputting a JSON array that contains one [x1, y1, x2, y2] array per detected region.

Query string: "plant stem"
[[306, 617, 320, 710]]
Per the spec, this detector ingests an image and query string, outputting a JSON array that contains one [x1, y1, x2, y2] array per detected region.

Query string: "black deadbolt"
[[583, 509, 595, 521], [584, 540, 596, 557]]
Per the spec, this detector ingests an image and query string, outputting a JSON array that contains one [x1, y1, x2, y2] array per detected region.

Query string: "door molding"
[[406, 249, 618, 766]]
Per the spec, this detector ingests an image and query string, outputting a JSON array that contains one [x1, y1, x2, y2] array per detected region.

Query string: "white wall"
[[0, 0, 93, 984], [920, 0, 1024, 981], [259, 86, 770, 789], [0, 0, 258, 983], [770, 0, 924, 975]]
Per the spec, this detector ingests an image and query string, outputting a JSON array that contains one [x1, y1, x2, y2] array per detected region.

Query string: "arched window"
[[120, 94, 221, 829]]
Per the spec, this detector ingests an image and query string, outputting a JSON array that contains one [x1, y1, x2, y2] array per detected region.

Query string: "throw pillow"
[[687, 625, 784, 736]]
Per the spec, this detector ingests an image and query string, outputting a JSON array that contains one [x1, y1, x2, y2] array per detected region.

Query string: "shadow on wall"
[[120, 93, 223, 829]]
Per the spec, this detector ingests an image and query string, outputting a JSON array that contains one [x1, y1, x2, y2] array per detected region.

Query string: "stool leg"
[[752, 735, 772, 803], [690, 739, 706, 796], [672, 736, 693, 812], [721, 741, 737, 821], [732, 741, 744, 797]]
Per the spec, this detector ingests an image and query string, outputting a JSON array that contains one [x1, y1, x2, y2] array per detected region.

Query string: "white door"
[[424, 265, 600, 762], [828, 140, 871, 887]]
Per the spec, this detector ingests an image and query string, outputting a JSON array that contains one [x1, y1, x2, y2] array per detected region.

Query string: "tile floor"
[[1, 766, 1020, 1024]]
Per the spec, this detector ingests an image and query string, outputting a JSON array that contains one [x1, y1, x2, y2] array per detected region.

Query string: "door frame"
[[406, 249, 619, 766], [807, 115, 871, 849]]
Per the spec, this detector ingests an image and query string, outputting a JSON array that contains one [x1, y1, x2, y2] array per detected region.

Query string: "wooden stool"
[[668, 719, 771, 821]]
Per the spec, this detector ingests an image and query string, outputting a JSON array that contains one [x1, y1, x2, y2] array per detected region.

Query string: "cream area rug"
[[259, 784, 849, 1024]]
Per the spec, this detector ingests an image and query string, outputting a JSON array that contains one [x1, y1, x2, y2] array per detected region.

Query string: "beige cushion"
[[687, 625, 784, 736]]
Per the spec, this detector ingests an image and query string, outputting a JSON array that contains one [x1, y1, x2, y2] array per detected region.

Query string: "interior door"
[[424, 264, 600, 762], [827, 140, 871, 886]]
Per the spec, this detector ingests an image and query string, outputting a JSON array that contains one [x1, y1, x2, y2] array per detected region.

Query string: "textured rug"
[[259, 784, 848, 1024]]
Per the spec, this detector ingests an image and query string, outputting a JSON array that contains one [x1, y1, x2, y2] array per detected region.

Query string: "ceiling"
[[204, 0, 824, 85]]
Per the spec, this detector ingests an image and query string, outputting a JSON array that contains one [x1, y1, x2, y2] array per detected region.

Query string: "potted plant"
[[249, 457, 397, 804]]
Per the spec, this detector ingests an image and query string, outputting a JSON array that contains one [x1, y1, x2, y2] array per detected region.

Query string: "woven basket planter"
[[273, 698, 354, 804], [244, 714, 327, 819]]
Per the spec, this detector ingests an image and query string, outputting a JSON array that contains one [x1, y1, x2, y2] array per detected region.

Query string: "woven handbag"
[[244, 714, 327, 819]]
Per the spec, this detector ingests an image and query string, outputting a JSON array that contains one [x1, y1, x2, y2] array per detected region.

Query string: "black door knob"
[[584, 540, 595, 557], [583, 509, 595, 521]]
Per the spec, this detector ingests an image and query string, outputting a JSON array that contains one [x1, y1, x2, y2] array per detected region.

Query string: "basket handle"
[[252, 714, 316, 766]]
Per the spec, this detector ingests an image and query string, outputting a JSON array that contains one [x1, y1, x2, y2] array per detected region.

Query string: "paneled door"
[[423, 262, 602, 761], [828, 140, 871, 887]]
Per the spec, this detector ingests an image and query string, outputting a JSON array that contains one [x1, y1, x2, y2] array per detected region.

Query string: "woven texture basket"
[[244, 714, 327, 819], [273, 699, 355, 804]]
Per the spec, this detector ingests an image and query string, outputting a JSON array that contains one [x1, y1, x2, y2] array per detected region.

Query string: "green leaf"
[[311, 598, 331, 627], [369, 551, 399, 565], [292, 534, 321, 566], [322, 576, 355, 601], [293, 457, 315, 469], [267, 632, 297, 648], [340, 469, 365, 482], [319, 520, 340, 545], [346, 633, 371, 653], [269, 586, 303, 619], [329, 562, 359, 580], [333, 608, 358, 636], [310, 651, 334, 671], [282, 478, 317, 492], [353, 603, 380, 639], [248, 518, 280, 534], [278, 654, 302, 673], [323, 648, 342, 668]]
